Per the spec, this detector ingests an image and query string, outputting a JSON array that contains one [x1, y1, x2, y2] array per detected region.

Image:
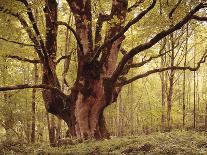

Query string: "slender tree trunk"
[[204, 74, 207, 130], [193, 48, 196, 129], [47, 113, 57, 146], [1, 60, 12, 140], [160, 39, 166, 132], [182, 24, 188, 129], [205, 103, 207, 129], [24, 65, 31, 143], [31, 63, 38, 143], [167, 33, 175, 132]]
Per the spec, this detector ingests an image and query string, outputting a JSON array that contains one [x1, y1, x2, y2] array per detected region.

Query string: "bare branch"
[[0, 37, 36, 47], [16, 0, 47, 56], [92, 0, 157, 61], [127, 0, 145, 12], [118, 49, 207, 86], [118, 66, 193, 87], [111, 3, 207, 84], [169, 0, 183, 18], [94, 14, 111, 53], [130, 35, 185, 68], [0, 84, 67, 98], [56, 54, 71, 64], [192, 15, 207, 21], [6, 55, 40, 63], [0, 6, 44, 61], [130, 50, 169, 68], [57, 21, 83, 51], [120, 48, 128, 55]]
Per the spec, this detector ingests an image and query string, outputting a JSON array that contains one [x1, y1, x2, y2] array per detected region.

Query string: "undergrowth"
[[1, 131, 207, 155]]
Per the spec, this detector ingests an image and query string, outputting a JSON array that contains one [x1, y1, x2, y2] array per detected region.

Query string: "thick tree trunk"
[[42, 60, 110, 139], [40, 0, 127, 140], [73, 78, 110, 139]]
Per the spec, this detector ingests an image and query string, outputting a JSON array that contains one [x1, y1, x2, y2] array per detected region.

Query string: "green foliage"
[[29, 131, 207, 154], [0, 0, 207, 150], [0, 139, 29, 155]]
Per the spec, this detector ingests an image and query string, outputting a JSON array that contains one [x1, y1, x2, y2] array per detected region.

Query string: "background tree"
[[0, 0, 207, 141]]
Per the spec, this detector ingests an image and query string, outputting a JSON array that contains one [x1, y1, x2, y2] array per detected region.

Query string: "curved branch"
[[127, 0, 145, 12], [16, 0, 47, 57], [94, 14, 111, 53], [0, 84, 68, 98], [129, 38, 185, 68], [111, 3, 207, 84], [57, 21, 83, 51], [118, 49, 207, 86], [0, 6, 44, 61], [0, 37, 36, 47], [92, 0, 157, 61], [56, 54, 71, 64], [6, 55, 40, 63], [118, 66, 194, 87], [169, 0, 183, 18], [130, 50, 168, 68], [192, 15, 207, 21]]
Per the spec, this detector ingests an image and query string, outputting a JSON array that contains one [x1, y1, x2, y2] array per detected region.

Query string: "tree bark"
[[166, 33, 175, 132], [160, 39, 167, 132], [31, 63, 38, 143]]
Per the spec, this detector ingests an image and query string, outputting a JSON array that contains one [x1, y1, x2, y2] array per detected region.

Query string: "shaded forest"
[[0, 0, 207, 154]]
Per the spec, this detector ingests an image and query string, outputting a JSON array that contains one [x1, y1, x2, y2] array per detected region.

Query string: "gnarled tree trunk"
[[41, 0, 127, 140]]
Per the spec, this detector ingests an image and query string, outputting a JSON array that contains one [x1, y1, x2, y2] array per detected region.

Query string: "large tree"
[[0, 0, 207, 140]]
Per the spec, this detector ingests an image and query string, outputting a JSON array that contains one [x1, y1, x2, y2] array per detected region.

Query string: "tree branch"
[[111, 2, 207, 84], [94, 14, 111, 53], [129, 38, 187, 68], [6, 55, 40, 63], [16, 0, 47, 57], [0, 6, 44, 62], [127, 0, 145, 12], [0, 84, 68, 98], [118, 66, 194, 87], [118, 49, 207, 86], [192, 15, 207, 21], [130, 50, 169, 68], [92, 0, 157, 61], [169, 0, 183, 18], [57, 21, 83, 51], [0, 37, 36, 47], [56, 54, 71, 64]]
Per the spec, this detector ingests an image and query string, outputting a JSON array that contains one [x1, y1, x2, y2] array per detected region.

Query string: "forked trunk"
[[42, 60, 110, 139], [41, 0, 127, 140], [73, 78, 110, 139]]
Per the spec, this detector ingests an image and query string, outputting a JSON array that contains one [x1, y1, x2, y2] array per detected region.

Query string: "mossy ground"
[[1, 131, 207, 154]]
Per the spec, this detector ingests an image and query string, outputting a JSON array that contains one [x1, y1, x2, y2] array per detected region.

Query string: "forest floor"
[[1, 131, 207, 154]]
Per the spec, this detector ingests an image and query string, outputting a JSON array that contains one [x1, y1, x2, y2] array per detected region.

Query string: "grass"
[[1, 131, 207, 154]]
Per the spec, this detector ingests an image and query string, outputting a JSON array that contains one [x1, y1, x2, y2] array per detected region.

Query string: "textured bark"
[[58, 0, 128, 139], [31, 63, 38, 143], [182, 24, 188, 128], [47, 113, 56, 146], [166, 33, 175, 132], [160, 42, 167, 132]]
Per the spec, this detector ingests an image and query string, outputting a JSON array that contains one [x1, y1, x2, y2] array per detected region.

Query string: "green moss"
[[2, 131, 207, 155]]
